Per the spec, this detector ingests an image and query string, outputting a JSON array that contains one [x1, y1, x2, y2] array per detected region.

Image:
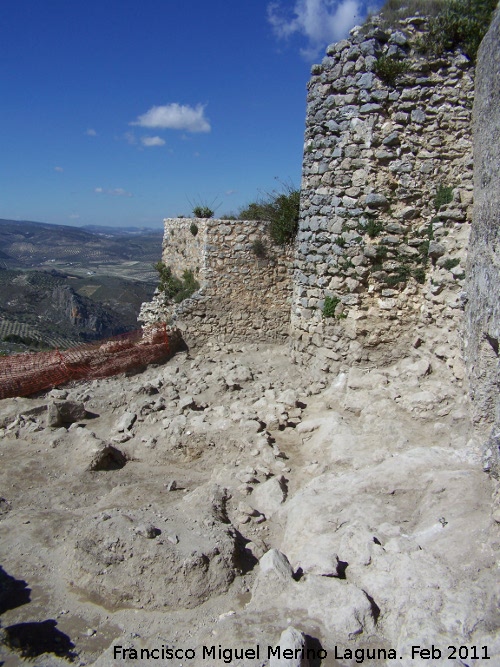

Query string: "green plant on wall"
[[366, 219, 384, 238], [419, 0, 498, 61], [434, 185, 454, 210], [413, 267, 427, 284], [154, 262, 200, 303], [322, 295, 340, 318], [193, 206, 214, 218], [443, 257, 460, 270], [386, 264, 412, 286], [190, 222, 199, 236], [417, 240, 430, 261], [268, 188, 300, 245], [376, 0, 449, 27], [189, 195, 220, 219], [252, 238, 267, 258], [427, 219, 435, 240], [239, 181, 300, 246], [374, 54, 410, 85]]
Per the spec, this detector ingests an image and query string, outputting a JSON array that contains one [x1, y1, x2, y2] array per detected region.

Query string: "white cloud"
[[130, 103, 211, 133], [54, 166, 64, 172], [268, 0, 362, 57], [86, 128, 97, 136], [69, 213, 80, 219], [94, 187, 133, 197], [124, 131, 137, 145], [141, 135, 166, 147]]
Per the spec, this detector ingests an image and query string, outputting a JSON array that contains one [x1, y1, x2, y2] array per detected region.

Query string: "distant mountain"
[[80, 224, 164, 236], [0, 218, 163, 268], [0, 218, 162, 353]]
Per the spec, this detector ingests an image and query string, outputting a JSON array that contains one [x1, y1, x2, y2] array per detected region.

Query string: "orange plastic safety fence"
[[0, 326, 170, 400]]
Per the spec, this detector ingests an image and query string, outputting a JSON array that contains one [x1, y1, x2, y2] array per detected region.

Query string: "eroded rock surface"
[[466, 6, 500, 477], [66, 483, 238, 610], [0, 339, 498, 666]]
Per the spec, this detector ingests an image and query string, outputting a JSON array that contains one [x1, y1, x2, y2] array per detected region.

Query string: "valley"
[[0, 220, 163, 354]]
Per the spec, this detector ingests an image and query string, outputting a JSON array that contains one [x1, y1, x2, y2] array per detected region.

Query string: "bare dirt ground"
[[0, 341, 498, 666]]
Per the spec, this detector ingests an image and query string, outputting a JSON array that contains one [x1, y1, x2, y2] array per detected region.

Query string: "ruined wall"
[[290, 16, 474, 372], [465, 7, 500, 476], [139, 218, 293, 347]]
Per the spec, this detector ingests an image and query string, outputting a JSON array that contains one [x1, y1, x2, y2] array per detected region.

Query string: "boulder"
[[428, 241, 446, 259], [115, 411, 137, 432], [250, 476, 288, 517], [87, 444, 128, 471], [270, 627, 310, 667], [258, 549, 294, 580], [47, 400, 87, 427]]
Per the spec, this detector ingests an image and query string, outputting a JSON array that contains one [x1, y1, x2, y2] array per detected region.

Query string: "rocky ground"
[[0, 340, 498, 666]]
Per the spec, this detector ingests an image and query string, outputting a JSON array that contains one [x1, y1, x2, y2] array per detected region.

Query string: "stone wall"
[[465, 6, 500, 476], [139, 218, 293, 347], [290, 16, 475, 372]]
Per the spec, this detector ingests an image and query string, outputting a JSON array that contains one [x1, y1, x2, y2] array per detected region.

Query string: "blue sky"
[[1, 0, 381, 228]]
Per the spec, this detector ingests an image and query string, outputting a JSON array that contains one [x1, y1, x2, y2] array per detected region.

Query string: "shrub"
[[434, 184, 454, 209], [174, 269, 200, 302], [193, 206, 214, 218], [366, 219, 384, 238], [336, 236, 347, 248], [418, 240, 430, 257], [419, 0, 497, 61], [370, 245, 389, 270], [252, 238, 267, 258], [268, 188, 301, 245], [239, 202, 264, 220], [377, 0, 445, 27], [322, 295, 340, 318], [239, 183, 300, 246], [420, 219, 435, 243], [154, 261, 170, 289], [374, 55, 410, 85], [413, 267, 427, 284], [443, 257, 460, 270], [154, 262, 200, 303], [386, 264, 411, 286], [376, 245, 388, 260], [190, 222, 199, 236]]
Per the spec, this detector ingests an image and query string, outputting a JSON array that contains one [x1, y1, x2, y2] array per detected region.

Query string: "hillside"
[[0, 220, 162, 353], [0, 219, 163, 270]]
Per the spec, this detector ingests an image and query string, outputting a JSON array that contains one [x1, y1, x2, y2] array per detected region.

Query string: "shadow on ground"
[[0, 566, 31, 615], [1, 619, 77, 661]]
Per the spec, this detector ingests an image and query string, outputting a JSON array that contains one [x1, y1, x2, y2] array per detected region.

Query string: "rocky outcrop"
[[465, 6, 500, 476], [50, 285, 120, 337]]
